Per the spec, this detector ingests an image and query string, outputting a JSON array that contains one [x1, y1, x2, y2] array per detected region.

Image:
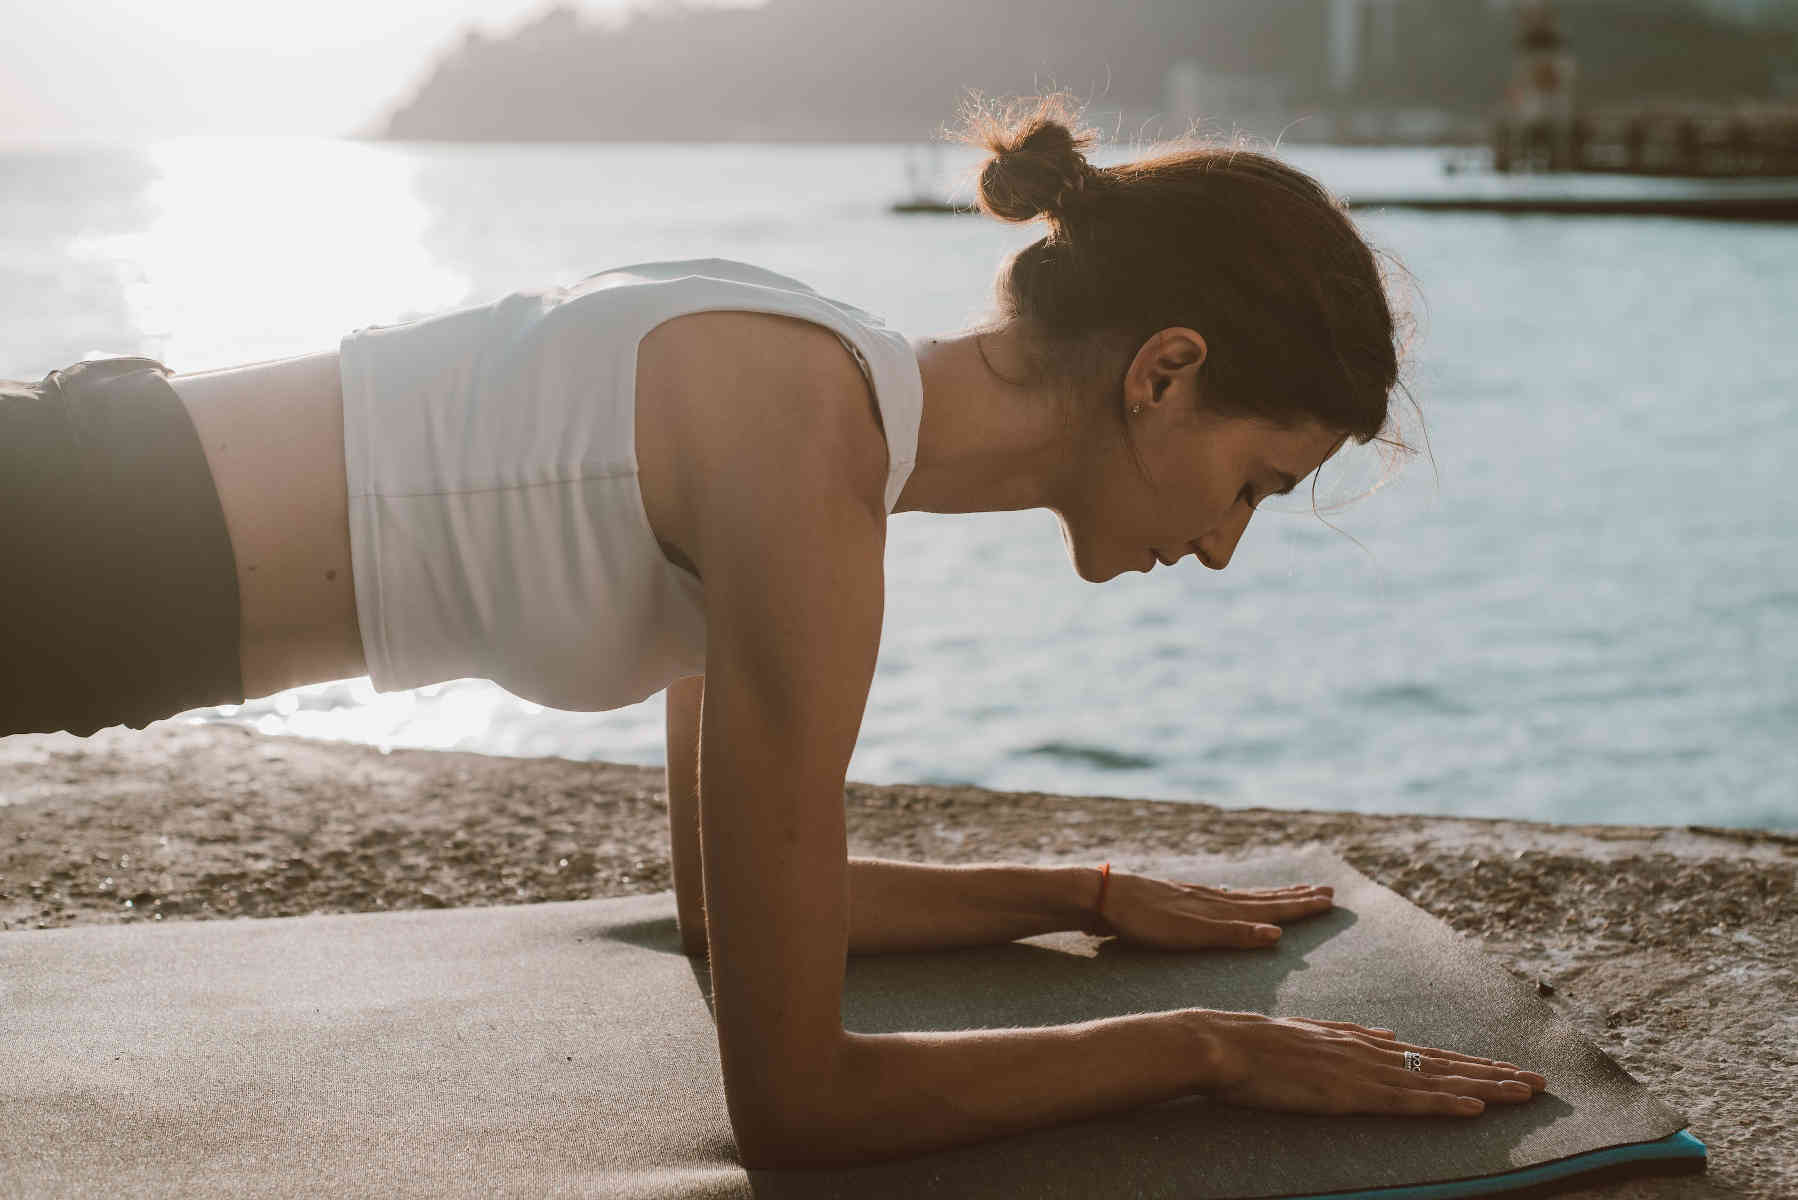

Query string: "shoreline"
[[2, 722, 1791, 1198]]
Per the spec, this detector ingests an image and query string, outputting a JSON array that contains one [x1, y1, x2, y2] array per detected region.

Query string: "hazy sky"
[[0, 1, 751, 141]]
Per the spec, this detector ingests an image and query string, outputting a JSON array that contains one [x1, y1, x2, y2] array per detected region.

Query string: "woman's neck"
[[895, 327, 1085, 517]]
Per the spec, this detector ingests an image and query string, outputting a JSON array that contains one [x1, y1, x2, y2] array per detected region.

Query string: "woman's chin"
[[1068, 555, 1104, 584], [1072, 553, 1137, 584], [1061, 534, 1142, 583]]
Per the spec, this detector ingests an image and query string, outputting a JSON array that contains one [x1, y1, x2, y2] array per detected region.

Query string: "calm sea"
[[3, 136, 1793, 830]]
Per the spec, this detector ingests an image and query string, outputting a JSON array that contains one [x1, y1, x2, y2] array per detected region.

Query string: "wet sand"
[[2, 722, 1792, 1198]]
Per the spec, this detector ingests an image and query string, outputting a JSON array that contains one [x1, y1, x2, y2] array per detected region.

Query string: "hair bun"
[[951, 91, 1100, 224]]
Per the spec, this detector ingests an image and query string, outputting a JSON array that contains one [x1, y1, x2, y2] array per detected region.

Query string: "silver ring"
[[1404, 1051, 1424, 1072]]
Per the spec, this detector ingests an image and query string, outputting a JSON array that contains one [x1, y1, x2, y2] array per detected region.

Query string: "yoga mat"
[[1, 845, 1704, 1198]]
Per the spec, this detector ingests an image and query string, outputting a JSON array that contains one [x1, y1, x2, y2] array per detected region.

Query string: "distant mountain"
[[370, 0, 1796, 143]]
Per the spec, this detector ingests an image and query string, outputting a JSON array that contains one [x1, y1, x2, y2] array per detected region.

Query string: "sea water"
[[3, 136, 1793, 830]]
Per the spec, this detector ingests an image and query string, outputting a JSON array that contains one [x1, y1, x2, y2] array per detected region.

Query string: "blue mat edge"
[[1280, 1130, 1707, 1200]]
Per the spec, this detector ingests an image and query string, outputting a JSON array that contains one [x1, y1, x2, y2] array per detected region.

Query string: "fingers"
[[1291, 1021, 1548, 1091], [1216, 896, 1338, 920], [1372, 1084, 1489, 1117], [1202, 918, 1288, 948], [1292, 1020, 1523, 1070], [1186, 896, 1336, 930], [1349, 1038, 1548, 1117], [1379, 1060, 1542, 1101], [1377, 1047, 1548, 1092], [1175, 887, 1336, 924], [1374, 1038, 1540, 1076]]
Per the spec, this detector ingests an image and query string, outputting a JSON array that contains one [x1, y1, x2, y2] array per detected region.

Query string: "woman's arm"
[[688, 380, 887, 1165], [680, 368, 1217, 1164], [667, 683, 1099, 955], [844, 857, 1101, 950], [669, 353, 1544, 1168]]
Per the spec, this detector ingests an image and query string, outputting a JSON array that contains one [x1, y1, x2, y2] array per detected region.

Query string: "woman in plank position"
[[2, 93, 1545, 1165]]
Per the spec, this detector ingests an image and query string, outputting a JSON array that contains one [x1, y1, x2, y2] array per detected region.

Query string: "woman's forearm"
[[846, 857, 1101, 953], [670, 675, 1094, 957], [749, 1008, 1212, 1167], [752, 1006, 1545, 1168]]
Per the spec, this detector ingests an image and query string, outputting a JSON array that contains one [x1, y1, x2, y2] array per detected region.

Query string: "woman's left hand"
[[1090, 871, 1336, 951]]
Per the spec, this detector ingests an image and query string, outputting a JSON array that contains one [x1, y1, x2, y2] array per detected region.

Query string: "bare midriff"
[[168, 350, 365, 700]]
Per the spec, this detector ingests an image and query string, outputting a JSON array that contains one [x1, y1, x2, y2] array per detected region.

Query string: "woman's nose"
[[1196, 507, 1253, 570]]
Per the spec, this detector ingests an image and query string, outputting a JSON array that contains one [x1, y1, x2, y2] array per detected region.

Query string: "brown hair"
[[946, 90, 1420, 473]]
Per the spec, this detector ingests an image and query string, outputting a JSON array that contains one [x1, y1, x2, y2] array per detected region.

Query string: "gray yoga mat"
[[1, 845, 1701, 1198]]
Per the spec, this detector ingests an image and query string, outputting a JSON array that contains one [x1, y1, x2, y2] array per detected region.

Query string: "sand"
[[2, 721, 1792, 1198]]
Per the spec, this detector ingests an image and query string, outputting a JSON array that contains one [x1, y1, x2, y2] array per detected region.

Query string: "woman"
[[1, 94, 1545, 1166]]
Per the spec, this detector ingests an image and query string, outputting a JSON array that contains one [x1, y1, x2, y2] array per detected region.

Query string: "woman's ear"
[[1159, 328, 1208, 374]]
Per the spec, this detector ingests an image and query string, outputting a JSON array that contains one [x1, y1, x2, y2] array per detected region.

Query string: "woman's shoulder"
[[637, 309, 892, 578]]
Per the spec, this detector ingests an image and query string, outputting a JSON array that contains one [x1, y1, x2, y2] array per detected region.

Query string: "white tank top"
[[338, 257, 922, 711]]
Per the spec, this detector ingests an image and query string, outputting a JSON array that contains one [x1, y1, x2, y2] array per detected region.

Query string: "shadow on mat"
[[604, 915, 687, 955], [596, 906, 1359, 1035]]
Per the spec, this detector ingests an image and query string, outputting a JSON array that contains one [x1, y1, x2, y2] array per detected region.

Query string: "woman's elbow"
[[730, 1110, 856, 1170], [732, 1128, 808, 1171], [724, 1041, 872, 1169]]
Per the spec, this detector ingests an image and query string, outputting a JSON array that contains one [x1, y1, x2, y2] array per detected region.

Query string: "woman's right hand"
[[1194, 1010, 1549, 1117]]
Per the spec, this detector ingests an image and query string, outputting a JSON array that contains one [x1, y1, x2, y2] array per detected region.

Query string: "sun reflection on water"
[[69, 135, 468, 368], [189, 676, 669, 769]]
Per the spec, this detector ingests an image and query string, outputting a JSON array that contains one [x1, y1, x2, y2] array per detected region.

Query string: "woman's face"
[[1056, 329, 1348, 582]]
